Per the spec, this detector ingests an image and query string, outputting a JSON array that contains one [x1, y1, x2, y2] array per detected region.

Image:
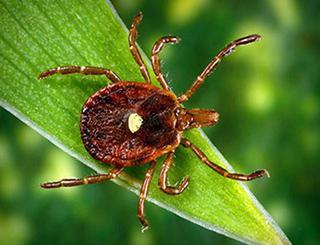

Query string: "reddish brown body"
[[80, 82, 181, 167], [38, 12, 269, 231]]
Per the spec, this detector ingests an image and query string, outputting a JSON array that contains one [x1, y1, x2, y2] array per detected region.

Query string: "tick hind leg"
[[151, 36, 180, 90], [41, 167, 124, 188], [181, 138, 269, 181], [138, 161, 156, 232], [158, 151, 190, 195], [129, 12, 151, 83], [38, 66, 121, 83], [178, 35, 261, 103]]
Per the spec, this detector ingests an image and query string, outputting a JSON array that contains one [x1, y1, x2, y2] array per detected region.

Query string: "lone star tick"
[[38, 12, 269, 231]]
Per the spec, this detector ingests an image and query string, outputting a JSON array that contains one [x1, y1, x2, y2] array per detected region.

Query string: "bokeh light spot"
[[267, 0, 300, 29], [17, 126, 43, 149], [129, 226, 154, 245], [167, 0, 208, 25], [301, 96, 318, 118], [37, 149, 80, 197], [268, 200, 291, 228], [0, 135, 11, 165], [0, 214, 30, 244], [246, 80, 274, 113]]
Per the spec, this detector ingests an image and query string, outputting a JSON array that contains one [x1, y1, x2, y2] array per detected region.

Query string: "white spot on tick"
[[128, 113, 143, 133]]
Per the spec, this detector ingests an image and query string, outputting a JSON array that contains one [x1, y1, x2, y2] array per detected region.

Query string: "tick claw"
[[263, 169, 271, 178], [141, 224, 149, 233]]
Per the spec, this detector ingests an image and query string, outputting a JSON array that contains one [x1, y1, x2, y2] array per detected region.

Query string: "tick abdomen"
[[80, 82, 181, 167]]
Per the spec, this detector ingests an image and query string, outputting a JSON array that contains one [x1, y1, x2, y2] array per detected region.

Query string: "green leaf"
[[0, 0, 290, 244]]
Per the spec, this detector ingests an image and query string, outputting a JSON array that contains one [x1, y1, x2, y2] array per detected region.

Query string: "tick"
[[38, 12, 269, 231]]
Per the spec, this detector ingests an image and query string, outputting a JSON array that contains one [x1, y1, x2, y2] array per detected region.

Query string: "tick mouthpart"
[[187, 109, 219, 128], [175, 108, 219, 131]]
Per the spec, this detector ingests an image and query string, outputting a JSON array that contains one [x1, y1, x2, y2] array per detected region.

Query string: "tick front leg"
[[38, 66, 121, 83], [178, 35, 261, 103], [129, 12, 151, 83], [41, 167, 124, 188], [151, 36, 180, 90], [181, 138, 269, 181], [158, 151, 190, 195], [137, 161, 156, 232]]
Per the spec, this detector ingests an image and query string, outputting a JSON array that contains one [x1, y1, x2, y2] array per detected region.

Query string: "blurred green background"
[[0, 0, 319, 244]]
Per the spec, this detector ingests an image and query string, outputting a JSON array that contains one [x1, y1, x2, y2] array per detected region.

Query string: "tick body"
[[39, 12, 269, 231], [80, 82, 181, 167]]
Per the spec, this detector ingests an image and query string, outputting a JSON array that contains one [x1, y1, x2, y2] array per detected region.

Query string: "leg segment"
[[181, 138, 269, 181], [137, 161, 156, 232], [151, 36, 180, 90], [129, 12, 151, 83], [38, 66, 121, 83], [178, 34, 261, 103], [158, 151, 190, 195], [41, 167, 124, 188]]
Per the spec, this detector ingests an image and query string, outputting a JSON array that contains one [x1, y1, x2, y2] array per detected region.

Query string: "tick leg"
[[38, 66, 121, 83], [137, 161, 156, 232], [178, 34, 261, 103], [181, 138, 269, 181], [129, 12, 151, 83], [151, 36, 180, 90], [40, 167, 124, 188], [158, 151, 190, 195]]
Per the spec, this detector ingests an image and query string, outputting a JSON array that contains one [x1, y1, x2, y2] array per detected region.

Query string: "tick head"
[[175, 108, 219, 131]]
